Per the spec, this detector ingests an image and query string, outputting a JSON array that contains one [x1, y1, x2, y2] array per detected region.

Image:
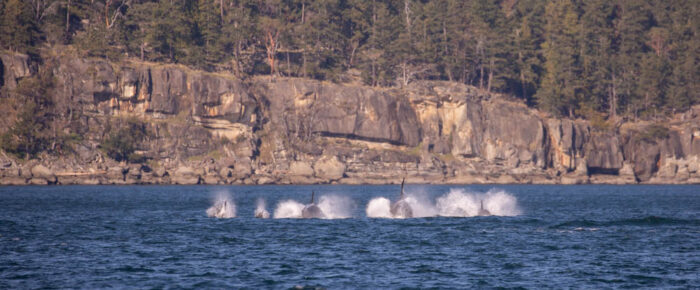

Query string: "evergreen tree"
[[196, 0, 223, 69], [0, 0, 38, 53], [536, 0, 581, 117]]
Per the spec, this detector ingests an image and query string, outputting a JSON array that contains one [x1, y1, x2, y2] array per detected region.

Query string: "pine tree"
[[536, 0, 581, 117], [0, 0, 38, 53], [511, 0, 544, 103], [196, 0, 223, 69]]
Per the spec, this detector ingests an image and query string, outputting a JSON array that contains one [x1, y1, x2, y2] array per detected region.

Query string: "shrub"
[[635, 124, 670, 144], [100, 118, 150, 163], [0, 101, 50, 159]]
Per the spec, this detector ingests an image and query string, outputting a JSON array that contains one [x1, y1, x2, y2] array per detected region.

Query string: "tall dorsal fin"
[[310, 191, 315, 204], [480, 200, 484, 210], [400, 177, 405, 199]]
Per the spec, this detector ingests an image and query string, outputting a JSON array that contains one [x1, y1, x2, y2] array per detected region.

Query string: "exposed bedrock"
[[252, 78, 421, 147], [1, 52, 699, 185]]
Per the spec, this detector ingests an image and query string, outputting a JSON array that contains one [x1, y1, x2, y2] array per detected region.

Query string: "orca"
[[390, 178, 413, 218], [301, 191, 325, 218], [217, 201, 229, 217], [254, 198, 270, 218], [206, 199, 234, 218], [477, 200, 491, 216], [254, 209, 270, 218]]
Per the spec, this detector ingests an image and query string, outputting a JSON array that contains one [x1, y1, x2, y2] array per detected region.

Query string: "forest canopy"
[[0, 0, 697, 119]]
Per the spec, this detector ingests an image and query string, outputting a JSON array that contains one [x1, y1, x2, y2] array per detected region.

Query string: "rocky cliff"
[[1, 51, 699, 185]]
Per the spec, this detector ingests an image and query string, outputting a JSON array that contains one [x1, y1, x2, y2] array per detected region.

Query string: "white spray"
[[366, 197, 392, 218], [206, 192, 236, 218], [436, 188, 521, 217], [317, 194, 355, 219], [366, 188, 521, 218], [273, 199, 306, 218], [273, 194, 355, 219], [254, 198, 270, 218]]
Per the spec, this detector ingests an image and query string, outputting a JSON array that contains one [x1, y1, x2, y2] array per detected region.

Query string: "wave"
[[552, 216, 699, 228]]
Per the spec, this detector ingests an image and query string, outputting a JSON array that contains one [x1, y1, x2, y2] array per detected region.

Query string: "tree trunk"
[[487, 59, 494, 92], [301, 2, 306, 77], [65, 0, 71, 36], [479, 63, 484, 89], [520, 70, 527, 100], [220, 0, 224, 25], [105, 0, 111, 29]]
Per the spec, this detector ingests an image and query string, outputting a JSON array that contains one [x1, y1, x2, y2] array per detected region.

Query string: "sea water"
[[0, 185, 698, 288]]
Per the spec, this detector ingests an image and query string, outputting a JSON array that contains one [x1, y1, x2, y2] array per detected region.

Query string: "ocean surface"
[[0, 185, 698, 288]]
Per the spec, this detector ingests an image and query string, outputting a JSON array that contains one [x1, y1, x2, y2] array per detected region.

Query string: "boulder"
[[126, 165, 143, 179], [28, 178, 49, 185], [106, 166, 126, 181], [657, 160, 678, 178], [153, 166, 167, 178], [219, 167, 233, 178], [256, 176, 275, 185], [0, 177, 27, 185], [232, 159, 253, 177], [288, 161, 314, 176], [31, 165, 56, 184], [202, 175, 221, 185], [172, 166, 200, 184], [313, 156, 346, 180]]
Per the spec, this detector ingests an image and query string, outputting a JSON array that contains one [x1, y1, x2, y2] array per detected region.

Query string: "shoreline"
[[2, 176, 699, 186]]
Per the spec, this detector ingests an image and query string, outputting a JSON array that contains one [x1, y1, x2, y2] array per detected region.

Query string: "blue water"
[[0, 185, 698, 288]]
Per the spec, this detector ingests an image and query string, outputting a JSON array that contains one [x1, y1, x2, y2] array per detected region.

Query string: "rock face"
[[313, 156, 346, 181], [30, 165, 56, 184], [172, 166, 200, 185], [584, 133, 624, 174], [0, 53, 32, 94], [254, 78, 421, 146], [1, 52, 699, 185]]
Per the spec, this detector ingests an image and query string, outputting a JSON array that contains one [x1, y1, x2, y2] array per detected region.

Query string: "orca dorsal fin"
[[400, 177, 405, 199], [480, 200, 484, 210], [310, 191, 315, 204]]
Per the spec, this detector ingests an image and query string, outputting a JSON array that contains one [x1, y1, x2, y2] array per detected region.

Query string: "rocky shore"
[[1, 52, 699, 185]]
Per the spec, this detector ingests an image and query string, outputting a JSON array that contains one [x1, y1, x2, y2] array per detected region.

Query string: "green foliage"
[[100, 118, 150, 163], [0, 65, 57, 159], [0, 0, 697, 120], [634, 124, 670, 143], [0, 0, 38, 53], [0, 102, 50, 159]]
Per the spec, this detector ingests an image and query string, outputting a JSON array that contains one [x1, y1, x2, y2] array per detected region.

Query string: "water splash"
[[366, 188, 521, 218], [206, 192, 236, 218], [436, 188, 521, 217], [254, 198, 270, 218], [273, 194, 355, 219], [404, 193, 438, 218], [273, 200, 305, 218], [317, 194, 355, 219], [366, 197, 392, 218], [366, 194, 436, 218]]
